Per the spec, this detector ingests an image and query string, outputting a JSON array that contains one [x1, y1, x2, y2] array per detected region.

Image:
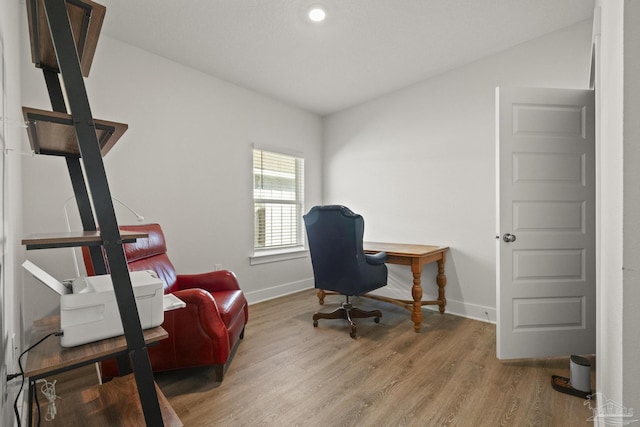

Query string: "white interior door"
[[496, 86, 595, 359]]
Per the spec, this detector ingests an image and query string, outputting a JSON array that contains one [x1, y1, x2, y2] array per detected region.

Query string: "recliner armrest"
[[365, 251, 387, 265], [176, 270, 242, 293], [170, 288, 229, 344]]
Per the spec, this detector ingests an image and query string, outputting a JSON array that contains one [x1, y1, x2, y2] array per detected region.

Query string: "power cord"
[[36, 379, 59, 421], [12, 331, 63, 427]]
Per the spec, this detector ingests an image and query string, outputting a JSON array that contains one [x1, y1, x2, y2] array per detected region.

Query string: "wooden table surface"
[[364, 242, 448, 257]]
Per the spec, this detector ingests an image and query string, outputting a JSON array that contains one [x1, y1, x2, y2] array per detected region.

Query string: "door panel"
[[513, 201, 585, 232], [496, 86, 595, 359], [513, 296, 585, 329]]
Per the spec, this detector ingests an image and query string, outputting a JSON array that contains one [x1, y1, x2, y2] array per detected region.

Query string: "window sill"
[[250, 247, 308, 265]]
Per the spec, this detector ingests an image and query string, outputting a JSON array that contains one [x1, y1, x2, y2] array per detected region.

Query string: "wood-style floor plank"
[[40, 289, 595, 426]]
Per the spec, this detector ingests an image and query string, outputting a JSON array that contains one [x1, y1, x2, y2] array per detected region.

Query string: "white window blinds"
[[253, 148, 304, 250]]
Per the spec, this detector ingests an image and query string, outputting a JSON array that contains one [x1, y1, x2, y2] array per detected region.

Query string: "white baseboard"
[[245, 278, 496, 325], [424, 298, 496, 324], [245, 278, 314, 305]]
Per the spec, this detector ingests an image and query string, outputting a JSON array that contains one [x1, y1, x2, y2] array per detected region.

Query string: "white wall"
[[1, 0, 25, 425], [596, 0, 640, 417], [20, 30, 323, 330], [596, 0, 624, 412], [323, 20, 593, 322], [622, 0, 640, 412]]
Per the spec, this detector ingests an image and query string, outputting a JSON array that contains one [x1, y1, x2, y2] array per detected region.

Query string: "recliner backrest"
[[82, 223, 178, 293], [119, 224, 178, 293]]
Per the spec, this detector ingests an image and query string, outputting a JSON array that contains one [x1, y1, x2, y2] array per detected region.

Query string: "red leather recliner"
[[82, 223, 248, 381]]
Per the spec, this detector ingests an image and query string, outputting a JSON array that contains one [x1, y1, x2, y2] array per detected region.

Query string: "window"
[[253, 148, 304, 251]]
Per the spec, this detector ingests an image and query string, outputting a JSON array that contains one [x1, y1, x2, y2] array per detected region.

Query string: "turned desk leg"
[[437, 254, 447, 314], [317, 289, 326, 305], [411, 260, 423, 333]]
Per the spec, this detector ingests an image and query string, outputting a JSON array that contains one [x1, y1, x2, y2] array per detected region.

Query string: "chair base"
[[312, 299, 381, 339]]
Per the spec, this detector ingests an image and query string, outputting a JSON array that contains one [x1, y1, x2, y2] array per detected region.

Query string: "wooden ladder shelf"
[[21, 0, 181, 425]]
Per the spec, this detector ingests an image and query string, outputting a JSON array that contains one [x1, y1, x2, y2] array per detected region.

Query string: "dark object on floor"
[[551, 375, 591, 399]]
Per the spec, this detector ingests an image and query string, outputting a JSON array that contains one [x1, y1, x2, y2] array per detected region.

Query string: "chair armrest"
[[170, 288, 229, 344], [365, 251, 387, 265], [175, 270, 241, 293]]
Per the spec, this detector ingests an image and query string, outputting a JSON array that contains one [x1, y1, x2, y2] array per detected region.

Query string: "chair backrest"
[[82, 223, 178, 293], [304, 205, 383, 295]]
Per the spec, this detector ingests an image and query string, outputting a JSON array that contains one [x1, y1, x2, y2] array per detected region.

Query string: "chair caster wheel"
[[350, 331, 357, 339], [313, 320, 318, 327], [374, 317, 380, 324]]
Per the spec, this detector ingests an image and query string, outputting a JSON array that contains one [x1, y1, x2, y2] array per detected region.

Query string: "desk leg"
[[437, 254, 447, 313], [317, 289, 326, 305], [411, 260, 423, 332]]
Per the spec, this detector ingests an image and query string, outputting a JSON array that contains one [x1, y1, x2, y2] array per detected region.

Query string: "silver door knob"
[[503, 233, 516, 243]]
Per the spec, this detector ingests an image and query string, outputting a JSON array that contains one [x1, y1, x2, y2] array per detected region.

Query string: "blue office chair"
[[303, 205, 388, 338]]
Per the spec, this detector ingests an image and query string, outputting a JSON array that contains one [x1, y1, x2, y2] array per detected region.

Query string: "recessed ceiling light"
[[308, 7, 326, 22]]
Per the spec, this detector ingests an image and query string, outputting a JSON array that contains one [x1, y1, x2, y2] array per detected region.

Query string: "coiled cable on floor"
[[35, 379, 59, 421]]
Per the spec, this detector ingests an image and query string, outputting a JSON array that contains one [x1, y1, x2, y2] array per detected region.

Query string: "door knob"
[[503, 233, 516, 243]]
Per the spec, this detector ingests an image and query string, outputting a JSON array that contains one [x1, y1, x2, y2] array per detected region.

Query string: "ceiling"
[[99, 0, 594, 116]]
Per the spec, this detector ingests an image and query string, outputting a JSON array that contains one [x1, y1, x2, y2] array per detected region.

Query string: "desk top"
[[364, 242, 448, 258], [25, 316, 168, 378]]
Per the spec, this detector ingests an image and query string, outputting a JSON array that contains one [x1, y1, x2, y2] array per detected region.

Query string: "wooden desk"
[[363, 242, 449, 332]]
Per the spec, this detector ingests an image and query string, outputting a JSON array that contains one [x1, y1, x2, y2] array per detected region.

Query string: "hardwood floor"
[[42, 289, 596, 426]]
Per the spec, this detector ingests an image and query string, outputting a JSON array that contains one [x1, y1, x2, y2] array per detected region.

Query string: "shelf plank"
[[23, 107, 128, 157], [22, 230, 148, 250], [31, 373, 182, 426], [25, 315, 166, 379], [26, 0, 106, 77]]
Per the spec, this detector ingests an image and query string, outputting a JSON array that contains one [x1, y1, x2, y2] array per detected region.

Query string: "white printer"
[[23, 261, 166, 347], [60, 270, 165, 347]]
